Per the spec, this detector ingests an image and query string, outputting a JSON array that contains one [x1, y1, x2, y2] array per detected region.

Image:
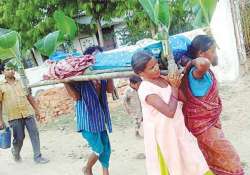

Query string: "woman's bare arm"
[[192, 57, 211, 79], [64, 83, 80, 101], [106, 79, 115, 93]]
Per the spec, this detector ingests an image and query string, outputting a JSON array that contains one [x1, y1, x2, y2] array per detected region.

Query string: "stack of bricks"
[[35, 87, 74, 122], [34, 80, 130, 123]]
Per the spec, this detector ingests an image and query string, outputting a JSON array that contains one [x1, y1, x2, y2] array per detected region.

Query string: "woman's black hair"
[[188, 35, 215, 59], [131, 51, 153, 74], [83, 46, 103, 55], [129, 75, 142, 84]]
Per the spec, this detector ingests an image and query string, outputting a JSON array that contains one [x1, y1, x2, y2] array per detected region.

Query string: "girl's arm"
[[146, 87, 179, 118]]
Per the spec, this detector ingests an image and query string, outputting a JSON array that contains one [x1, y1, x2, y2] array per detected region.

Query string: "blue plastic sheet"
[[92, 35, 191, 70], [49, 50, 82, 62], [169, 35, 191, 63]]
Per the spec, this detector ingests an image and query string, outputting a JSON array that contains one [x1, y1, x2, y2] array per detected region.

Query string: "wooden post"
[[230, 0, 248, 75]]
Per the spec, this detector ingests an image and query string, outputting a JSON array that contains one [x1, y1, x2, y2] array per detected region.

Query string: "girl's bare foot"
[[82, 166, 93, 175]]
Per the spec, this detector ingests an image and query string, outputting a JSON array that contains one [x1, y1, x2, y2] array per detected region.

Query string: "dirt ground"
[[1, 72, 250, 175]]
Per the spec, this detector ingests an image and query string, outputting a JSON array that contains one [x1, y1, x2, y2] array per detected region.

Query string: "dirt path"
[[1, 74, 250, 175], [219, 74, 250, 173], [0, 102, 146, 175]]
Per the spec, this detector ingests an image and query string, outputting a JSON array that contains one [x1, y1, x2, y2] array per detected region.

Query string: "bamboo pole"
[[29, 70, 168, 88], [85, 68, 132, 75]]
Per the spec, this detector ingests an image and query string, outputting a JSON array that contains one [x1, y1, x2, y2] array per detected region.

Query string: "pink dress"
[[138, 81, 210, 175]]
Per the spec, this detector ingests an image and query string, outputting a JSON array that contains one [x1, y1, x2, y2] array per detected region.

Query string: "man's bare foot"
[[82, 166, 93, 175]]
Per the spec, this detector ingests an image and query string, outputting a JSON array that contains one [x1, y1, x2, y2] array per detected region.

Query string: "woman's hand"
[[160, 73, 183, 88], [169, 73, 183, 88]]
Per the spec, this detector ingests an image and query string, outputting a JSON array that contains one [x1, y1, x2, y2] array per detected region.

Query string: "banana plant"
[[0, 28, 29, 93], [139, 0, 178, 73], [140, 0, 218, 72], [184, 0, 217, 35], [0, 11, 78, 93], [35, 10, 78, 57]]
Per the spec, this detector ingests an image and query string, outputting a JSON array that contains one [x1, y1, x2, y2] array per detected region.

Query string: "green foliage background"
[[0, 0, 78, 52], [0, 0, 216, 50]]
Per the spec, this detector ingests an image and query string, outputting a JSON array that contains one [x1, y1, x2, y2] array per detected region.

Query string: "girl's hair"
[[188, 35, 215, 59], [129, 75, 142, 84], [131, 51, 153, 74], [83, 46, 103, 55]]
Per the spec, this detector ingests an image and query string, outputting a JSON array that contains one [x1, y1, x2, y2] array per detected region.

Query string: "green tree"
[[35, 11, 78, 57], [183, 0, 217, 30], [0, 0, 78, 52], [117, 0, 196, 46], [115, 0, 156, 45], [169, 0, 194, 35], [0, 11, 78, 93]]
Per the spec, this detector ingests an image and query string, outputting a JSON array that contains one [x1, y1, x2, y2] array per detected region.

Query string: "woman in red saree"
[[181, 35, 244, 175]]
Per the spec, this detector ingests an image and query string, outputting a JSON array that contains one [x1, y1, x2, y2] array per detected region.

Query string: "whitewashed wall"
[[210, 0, 240, 82]]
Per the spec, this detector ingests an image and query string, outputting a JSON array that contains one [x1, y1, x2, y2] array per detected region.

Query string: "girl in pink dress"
[[131, 51, 213, 175]]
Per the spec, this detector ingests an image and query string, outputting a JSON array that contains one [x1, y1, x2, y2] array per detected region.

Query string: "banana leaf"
[[0, 30, 21, 61], [35, 11, 77, 57], [193, 8, 207, 28], [200, 0, 217, 24], [139, 0, 174, 71], [155, 0, 170, 29], [34, 31, 62, 57], [139, 0, 157, 24], [139, 0, 170, 29], [53, 10, 78, 41], [184, 0, 217, 28]]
